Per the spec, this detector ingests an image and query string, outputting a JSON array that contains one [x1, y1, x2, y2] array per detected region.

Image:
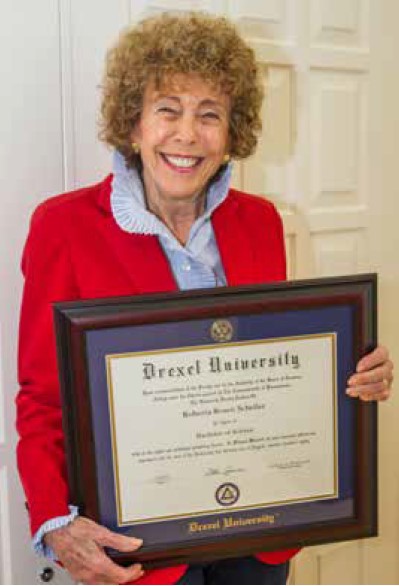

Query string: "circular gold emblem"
[[210, 319, 233, 343]]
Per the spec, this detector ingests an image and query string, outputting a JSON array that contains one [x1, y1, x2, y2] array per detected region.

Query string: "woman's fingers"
[[346, 380, 391, 401], [355, 345, 389, 372], [348, 364, 393, 387], [80, 551, 143, 585], [88, 520, 143, 552], [347, 346, 393, 402], [44, 517, 144, 584]]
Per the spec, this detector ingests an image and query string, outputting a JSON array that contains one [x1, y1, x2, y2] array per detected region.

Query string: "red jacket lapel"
[[212, 190, 258, 286]]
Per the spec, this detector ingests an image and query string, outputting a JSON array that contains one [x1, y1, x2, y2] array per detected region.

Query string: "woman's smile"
[[159, 153, 204, 173]]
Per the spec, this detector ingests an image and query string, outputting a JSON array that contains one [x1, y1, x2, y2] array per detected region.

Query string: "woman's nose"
[[174, 113, 197, 143]]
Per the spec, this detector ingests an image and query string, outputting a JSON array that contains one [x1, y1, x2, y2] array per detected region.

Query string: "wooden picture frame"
[[54, 274, 377, 568]]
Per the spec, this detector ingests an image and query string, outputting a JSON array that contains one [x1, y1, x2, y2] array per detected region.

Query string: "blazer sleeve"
[[16, 203, 79, 536]]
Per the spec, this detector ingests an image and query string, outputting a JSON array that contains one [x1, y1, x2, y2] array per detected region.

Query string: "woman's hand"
[[44, 516, 144, 584], [346, 345, 394, 402]]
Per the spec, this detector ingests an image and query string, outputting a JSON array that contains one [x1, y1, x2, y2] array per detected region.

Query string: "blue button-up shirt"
[[111, 150, 231, 289]]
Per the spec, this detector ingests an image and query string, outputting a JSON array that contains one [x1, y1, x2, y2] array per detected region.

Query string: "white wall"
[[0, 2, 64, 583], [0, 3, 130, 583]]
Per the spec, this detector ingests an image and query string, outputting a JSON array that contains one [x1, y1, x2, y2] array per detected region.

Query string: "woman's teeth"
[[163, 154, 200, 168]]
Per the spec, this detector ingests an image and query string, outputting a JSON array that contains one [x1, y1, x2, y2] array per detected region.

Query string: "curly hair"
[[99, 12, 264, 168]]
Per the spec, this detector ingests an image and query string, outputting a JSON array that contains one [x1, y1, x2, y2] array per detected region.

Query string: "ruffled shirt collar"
[[110, 150, 232, 239]]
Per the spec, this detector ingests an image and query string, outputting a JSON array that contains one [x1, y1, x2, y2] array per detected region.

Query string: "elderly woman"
[[16, 12, 393, 586]]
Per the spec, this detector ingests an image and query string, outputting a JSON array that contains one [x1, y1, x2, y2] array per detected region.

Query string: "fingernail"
[[131, 538, 143, 547], [346, 388, 356, 397]]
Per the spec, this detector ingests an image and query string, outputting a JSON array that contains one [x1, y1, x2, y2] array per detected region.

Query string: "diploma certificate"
[[107, 334, 337, 525], [54, 274, 377, 567]]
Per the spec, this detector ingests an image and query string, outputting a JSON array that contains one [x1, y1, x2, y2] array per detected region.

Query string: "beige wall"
[[367, 1, 399, 582]]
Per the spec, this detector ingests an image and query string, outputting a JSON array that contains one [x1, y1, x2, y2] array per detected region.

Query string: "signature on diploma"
[[204, 466, 246, 477], [269, 459, 311, 470]]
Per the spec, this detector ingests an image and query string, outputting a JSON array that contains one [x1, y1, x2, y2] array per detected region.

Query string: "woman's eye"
[[157, 107, 178, 115], [202, 112, 220, 120]]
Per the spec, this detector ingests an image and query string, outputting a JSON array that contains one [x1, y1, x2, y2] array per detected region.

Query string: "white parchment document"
[[106, 334, 337, 525]]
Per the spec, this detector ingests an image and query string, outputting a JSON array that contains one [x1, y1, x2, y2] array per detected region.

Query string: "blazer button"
[[39, 567, 54, 583]]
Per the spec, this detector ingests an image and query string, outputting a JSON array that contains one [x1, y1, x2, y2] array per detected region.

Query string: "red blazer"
[[17, 175, 297, 584]]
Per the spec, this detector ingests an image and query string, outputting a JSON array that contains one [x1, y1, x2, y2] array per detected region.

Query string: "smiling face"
[[131, 74, 230, 209]]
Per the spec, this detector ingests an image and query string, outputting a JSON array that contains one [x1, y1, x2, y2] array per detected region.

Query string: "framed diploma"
[[54, 274, 377, 568]]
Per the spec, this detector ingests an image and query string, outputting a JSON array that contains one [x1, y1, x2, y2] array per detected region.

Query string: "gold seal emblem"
[[210, 319, 233, 343]]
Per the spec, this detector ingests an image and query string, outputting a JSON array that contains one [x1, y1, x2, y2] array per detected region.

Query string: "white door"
[[291, 1, 399, 583], [1, 1, 398, 584]]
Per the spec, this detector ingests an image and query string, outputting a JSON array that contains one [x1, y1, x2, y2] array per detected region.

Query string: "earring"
[[223, 153, 230, 164], [131, 142, 140, 154]]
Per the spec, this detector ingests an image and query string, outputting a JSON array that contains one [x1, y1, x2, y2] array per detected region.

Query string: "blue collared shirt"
[[33, 150, 232, 558], [111, 150, 230, 288]]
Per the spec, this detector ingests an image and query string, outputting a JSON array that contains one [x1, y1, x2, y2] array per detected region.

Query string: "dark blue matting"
[[85, 305, 355, 544]]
